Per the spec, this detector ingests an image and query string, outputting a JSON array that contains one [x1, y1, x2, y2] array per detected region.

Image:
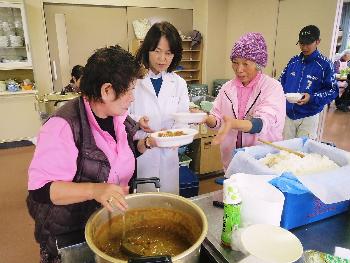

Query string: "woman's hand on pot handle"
[[90, 183, 129, 212]]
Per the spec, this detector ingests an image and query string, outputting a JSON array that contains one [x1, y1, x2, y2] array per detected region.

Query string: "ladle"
[[120, 239, 144, 257], [119, 213, 144, 257], [106, 200, 138, 256], [258, 138, 305, 158]]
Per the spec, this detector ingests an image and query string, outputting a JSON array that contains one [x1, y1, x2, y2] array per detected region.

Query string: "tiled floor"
[[1, 107, 349, 263], [0, 146, 39, 263], [322, 107, 350, 151]]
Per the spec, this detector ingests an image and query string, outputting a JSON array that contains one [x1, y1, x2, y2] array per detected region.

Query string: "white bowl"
[[285, 93, 303, 103], [241, 224, 303, 263], [150, 128, 198, 148], [172, 112, 207, 124], [9, 35, 23, 47]]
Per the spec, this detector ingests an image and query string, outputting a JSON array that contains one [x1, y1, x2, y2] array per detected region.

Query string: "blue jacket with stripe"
[[279, 50, 338, 120]]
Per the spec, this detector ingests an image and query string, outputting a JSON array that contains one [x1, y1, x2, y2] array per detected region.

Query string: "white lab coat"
[[129, 71, 190, 194]]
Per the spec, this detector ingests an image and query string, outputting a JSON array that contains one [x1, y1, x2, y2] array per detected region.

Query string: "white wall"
[[273, 0, 340, 78], [193, 0, 208, 86], [205, 0, 228, 94], [224, 0, 279, 79]]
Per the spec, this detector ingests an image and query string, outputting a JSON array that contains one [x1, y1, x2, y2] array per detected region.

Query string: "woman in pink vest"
[[27, 46, 153, 262], [205, 32, 286, 171]]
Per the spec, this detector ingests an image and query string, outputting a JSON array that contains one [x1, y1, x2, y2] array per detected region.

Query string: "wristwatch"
[[144, 136, 152, 149]]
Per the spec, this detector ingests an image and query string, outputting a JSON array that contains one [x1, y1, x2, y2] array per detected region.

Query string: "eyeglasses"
[[150, 49, 174, 59]]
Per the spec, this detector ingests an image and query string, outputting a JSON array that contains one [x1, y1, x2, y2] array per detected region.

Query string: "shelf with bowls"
[[0, 2, 32, 70]]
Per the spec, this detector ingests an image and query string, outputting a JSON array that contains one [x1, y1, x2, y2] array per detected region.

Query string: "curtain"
[[340, 3, 350, 52]]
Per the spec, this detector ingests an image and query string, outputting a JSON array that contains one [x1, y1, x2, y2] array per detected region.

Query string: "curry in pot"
[[94, 207, 201, 260]]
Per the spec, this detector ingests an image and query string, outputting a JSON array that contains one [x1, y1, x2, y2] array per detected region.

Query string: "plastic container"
[[179, 154, 192, 167], [303, 250, 350, 263], [0, 81, 6, 92], [281, 191, 350, 230], [213, 79, 229, 97], [188, 84, 208, 97], [179, 166, 199, 198]]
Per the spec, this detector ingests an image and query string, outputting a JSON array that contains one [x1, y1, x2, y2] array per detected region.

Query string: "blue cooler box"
[[179, 166, 199, 198], [280, 190, 350, 230], [215, 176, 350, 229], [226, 138, 350, 230]]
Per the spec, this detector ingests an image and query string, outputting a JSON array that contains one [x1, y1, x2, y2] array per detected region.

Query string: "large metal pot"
[[85, 192, 208, 263]]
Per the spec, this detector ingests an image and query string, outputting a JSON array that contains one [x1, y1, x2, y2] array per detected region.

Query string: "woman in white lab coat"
[[129, 21, 190, 194]]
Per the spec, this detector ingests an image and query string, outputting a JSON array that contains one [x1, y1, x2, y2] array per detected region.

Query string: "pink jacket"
[[210, 74, 286, 170], [28, 99, 134, 190]]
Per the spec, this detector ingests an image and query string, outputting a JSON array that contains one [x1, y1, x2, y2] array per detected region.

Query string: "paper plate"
[[172, 112, 207, 124], [150, 128, 198, 148], [241, 224, 303, 263]]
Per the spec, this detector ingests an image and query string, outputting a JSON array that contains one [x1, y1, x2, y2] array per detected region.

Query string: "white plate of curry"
[[150, 128, 198, 148]]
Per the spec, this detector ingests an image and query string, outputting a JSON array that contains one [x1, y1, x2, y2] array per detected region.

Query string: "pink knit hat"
[[230, 32, 268, 67]]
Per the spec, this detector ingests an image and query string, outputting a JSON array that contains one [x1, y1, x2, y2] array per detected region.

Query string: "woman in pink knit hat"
[[204, 32, 286, 171]]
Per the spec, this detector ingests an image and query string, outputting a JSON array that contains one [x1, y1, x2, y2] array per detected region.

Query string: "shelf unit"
[[0, 2, 32, 70], [0, 2, 37, 142], [132, 39, 202, 84]]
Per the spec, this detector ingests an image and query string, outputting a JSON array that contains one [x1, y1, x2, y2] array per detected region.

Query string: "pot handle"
[[131, 177, 161, 193], [128, 255, 172, 263]]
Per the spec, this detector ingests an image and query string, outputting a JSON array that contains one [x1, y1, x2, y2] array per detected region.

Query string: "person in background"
[[334, 49, 350, 74], [63, 65, 84, 93], [129, 21, 190, 194], [335, 73, 350, 112], [26, 46, 154, 263], [279, 25, 338, 140], [204, 32, 286, 171], [334, 50, 350, 109]]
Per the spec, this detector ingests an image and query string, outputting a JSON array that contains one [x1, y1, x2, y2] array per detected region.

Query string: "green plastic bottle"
[[221, 179, 242, 248]]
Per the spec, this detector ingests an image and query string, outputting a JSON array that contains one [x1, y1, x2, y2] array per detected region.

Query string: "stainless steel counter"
[[59, 190, 350, 263], [192, 190, 350, 263], [191, 191, 246, 263]]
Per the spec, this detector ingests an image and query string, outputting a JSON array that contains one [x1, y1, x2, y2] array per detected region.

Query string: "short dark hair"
[[70, 65, 84, 83], [136, 21, 183, 72], [80, 45, 143, 101]]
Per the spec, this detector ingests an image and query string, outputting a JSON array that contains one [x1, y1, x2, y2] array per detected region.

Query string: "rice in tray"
[[259, 150, 339, 176]]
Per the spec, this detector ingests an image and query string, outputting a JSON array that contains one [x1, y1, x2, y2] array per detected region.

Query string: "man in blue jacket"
[[279, 25, 337, 139]]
